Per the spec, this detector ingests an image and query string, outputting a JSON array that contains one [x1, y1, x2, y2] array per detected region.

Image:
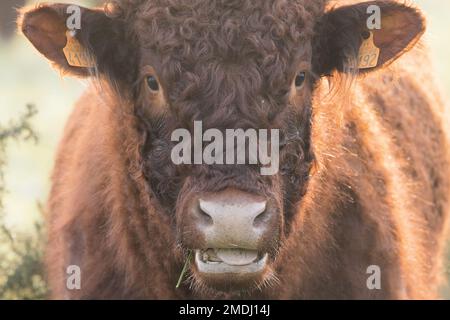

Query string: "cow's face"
[[135, 1, 321, 292], [21, 0, 424, 294]]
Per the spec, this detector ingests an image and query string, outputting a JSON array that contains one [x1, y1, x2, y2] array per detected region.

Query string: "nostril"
[[197, 205, 214, 226], [253, 208, 270, 228]]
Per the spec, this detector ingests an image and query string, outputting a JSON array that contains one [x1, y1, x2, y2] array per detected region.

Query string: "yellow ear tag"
[[358, 31, 380, 69], [63, 31, 95, 68]]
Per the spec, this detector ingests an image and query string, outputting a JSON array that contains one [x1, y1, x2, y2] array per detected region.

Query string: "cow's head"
[[20, 0, 424, 293]]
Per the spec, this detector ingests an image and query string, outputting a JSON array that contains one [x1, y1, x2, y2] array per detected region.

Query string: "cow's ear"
[[313, 1, 425, 76], [18, 3, 133, 79]]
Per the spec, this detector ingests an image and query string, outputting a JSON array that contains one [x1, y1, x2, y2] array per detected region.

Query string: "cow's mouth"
[[193, 248, 269, 290], [195, 248, 268, 272]]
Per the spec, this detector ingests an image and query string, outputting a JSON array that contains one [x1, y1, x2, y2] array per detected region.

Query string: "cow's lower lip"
[[194, 249, 268, 274]]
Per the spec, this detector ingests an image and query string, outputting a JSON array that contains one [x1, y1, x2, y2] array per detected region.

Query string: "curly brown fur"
[[19, 0, 450, 299]]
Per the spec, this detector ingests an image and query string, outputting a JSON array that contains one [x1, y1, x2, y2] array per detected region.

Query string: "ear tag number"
[[358, 31, 380, 69], [63, 31, 95, 68]]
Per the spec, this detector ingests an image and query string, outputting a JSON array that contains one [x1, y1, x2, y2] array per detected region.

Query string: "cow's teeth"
[[215, 249, 258, 266], [203, 248, 222, 262]]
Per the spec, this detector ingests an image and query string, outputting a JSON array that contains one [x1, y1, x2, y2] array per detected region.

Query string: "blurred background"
[[0, 0, 449, 299]]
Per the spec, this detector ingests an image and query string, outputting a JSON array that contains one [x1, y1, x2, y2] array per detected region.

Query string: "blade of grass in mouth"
[[176, 250, 192, 289]]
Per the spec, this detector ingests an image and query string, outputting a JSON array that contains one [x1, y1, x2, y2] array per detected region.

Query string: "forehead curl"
[[119, 1, 326, 68]]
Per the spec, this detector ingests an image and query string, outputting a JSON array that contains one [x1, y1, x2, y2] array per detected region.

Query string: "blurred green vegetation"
[[0, 0, 98, 301], [0, 104, 47, 299], [0, 0, 449, 299]]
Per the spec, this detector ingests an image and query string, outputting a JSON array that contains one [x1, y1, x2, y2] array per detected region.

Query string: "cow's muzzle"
[[179, 188, 281, 290]]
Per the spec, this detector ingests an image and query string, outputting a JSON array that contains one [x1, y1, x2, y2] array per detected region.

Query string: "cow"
[[19, 0, 450, 299]]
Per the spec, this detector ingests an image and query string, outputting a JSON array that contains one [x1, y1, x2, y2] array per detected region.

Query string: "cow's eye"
[[146, 75, 159, 91], [295, 72, 306, 89]]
